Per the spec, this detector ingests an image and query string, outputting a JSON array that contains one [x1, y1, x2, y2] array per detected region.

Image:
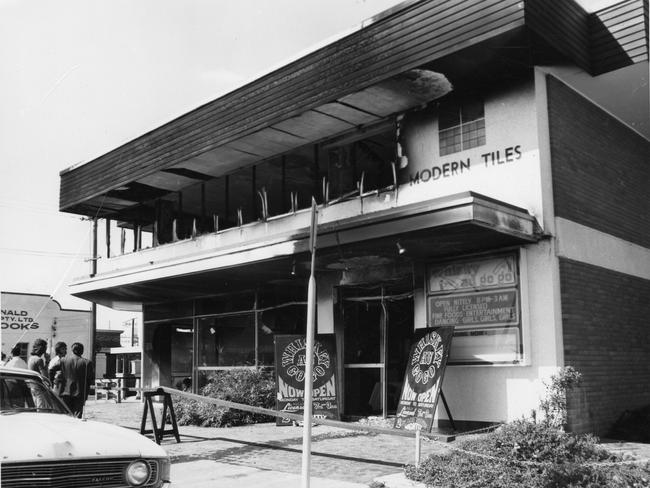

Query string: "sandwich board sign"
[[274, 334, 340, 426], [394, 327, 454, 432]]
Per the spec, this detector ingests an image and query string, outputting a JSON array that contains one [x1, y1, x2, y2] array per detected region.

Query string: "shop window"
[[257, 304, 307, 366], [142, 320, 192, 390], [438, 96, 485, 156], [195, 292, 255, 316], [198, 315, 255, 367], [427, 252, 522, 365], [144, 300, 193, 322], [171, 324, 194, 388]]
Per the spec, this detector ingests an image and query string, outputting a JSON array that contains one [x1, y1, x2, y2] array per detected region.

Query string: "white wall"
[[402, 75, 567, 423], [438, 241, 562, 422], [399, 79, 546, 226], [1, 292, 91, 357]]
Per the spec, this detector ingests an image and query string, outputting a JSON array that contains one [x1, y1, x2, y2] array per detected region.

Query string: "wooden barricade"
[[140, 388, 180, 444]]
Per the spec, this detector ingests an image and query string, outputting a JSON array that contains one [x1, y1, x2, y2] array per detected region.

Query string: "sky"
[[0, 0, 630, 321]]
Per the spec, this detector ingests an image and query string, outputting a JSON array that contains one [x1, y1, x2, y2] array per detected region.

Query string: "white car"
[[0, 366, 171, 488]]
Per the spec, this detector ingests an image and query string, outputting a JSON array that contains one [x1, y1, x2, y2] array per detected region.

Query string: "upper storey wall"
[[547, 76, 650, 248]]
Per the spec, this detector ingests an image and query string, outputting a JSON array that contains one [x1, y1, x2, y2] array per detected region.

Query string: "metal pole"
[[415, 427, 421, 467], [90, 218, 98, 374], [301, 199, 318, 488]]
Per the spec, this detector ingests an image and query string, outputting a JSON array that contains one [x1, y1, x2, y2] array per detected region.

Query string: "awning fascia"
[[67, 192, 541, 304]]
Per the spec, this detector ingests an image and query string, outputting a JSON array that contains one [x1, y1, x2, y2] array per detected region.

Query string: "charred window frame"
[[322, 122, 395, 200]]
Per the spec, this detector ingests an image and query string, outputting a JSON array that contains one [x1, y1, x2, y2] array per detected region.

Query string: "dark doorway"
[[340, 284, 413, 418]]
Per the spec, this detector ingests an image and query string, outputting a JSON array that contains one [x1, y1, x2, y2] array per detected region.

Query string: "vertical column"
[[105, 219, 111, 258]]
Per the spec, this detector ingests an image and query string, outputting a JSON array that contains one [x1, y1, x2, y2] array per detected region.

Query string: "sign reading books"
[[394, 327, 454, 432], [274, 334, 340, 426]]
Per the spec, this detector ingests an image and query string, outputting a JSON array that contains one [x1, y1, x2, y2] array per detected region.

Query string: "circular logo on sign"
[[279, 338, 333, 390], [407, 331, 444, 393]]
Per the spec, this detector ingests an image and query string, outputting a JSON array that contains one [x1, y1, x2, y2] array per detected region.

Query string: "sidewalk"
[[84, 399, 450, 486], [84, 400, 650, 487]]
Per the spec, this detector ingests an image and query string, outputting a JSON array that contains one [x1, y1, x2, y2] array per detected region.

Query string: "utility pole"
[[90, 218, 98, 370], [301, 199, 318, 488]]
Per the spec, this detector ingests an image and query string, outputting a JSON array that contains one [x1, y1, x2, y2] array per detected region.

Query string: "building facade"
[[58, 0, 649, 434], [1, 292, 92, 362]]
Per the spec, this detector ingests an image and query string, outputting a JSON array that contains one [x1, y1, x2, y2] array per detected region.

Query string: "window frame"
[[438, 96, 486, 156]]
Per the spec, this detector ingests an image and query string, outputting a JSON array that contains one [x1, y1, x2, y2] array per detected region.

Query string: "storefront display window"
[[427, 252, 523, 364], [144, 288, 308, 391], [171, 323, 194, 388], [257, 304, 306, 366], [197, 315, 255, 367]]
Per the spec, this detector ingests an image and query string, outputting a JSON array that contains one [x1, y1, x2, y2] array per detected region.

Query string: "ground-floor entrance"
[[141, 279, 415, 420], [339, 283, 413, 418]]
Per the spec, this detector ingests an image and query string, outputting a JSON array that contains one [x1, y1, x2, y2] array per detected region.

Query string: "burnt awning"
[[67, 192, 542, 309]]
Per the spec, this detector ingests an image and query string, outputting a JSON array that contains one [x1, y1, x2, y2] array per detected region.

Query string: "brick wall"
[[560, 258, 650, 435], [547, 76, 650, 248]]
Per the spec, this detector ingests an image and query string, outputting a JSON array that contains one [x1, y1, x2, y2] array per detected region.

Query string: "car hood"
[[0, 413, 167, 462]]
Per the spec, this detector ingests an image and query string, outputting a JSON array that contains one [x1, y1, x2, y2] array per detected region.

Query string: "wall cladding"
[[561, 258, 650, 435], [547, 75, 650, 248], [590, 0, 649, 74], [60, 0, 527, 212]]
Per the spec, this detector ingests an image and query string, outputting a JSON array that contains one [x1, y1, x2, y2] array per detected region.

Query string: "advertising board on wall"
[[394, 326, 454, 432], [429, 290, 519, 328], [426, 253, 522, 364], [1, 292, 92, 359], [274, 334, 339, 426]]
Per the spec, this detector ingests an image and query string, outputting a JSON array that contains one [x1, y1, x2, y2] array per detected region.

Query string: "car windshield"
[[0, 374, 69, 415]]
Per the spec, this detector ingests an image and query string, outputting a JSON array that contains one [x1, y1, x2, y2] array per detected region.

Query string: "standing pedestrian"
[[27, 338, 49, 381], [28, 338, 50, 408], [4, 345, 27, 369], [58, 342, 94, 418], [48, 341, 67, 395]]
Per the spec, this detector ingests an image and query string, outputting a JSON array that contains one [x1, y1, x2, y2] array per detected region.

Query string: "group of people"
[[2, 339, 94, 418]]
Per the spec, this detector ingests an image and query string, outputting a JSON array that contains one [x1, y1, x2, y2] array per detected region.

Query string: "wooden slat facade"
[[60, 0, 526, 213], [525, 0, 591, 71], [60, 0, 648, 216], [590, 0, 648, 74]]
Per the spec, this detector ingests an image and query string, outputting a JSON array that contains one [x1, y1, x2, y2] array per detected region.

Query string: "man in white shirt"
[[48, 341, 67, 395], [5, 344, 27, 369]]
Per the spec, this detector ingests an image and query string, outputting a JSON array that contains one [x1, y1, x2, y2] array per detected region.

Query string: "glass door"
[[343, 293, 383, 417], [385, 297, 414, 414], [341, 285, 413, 418]]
